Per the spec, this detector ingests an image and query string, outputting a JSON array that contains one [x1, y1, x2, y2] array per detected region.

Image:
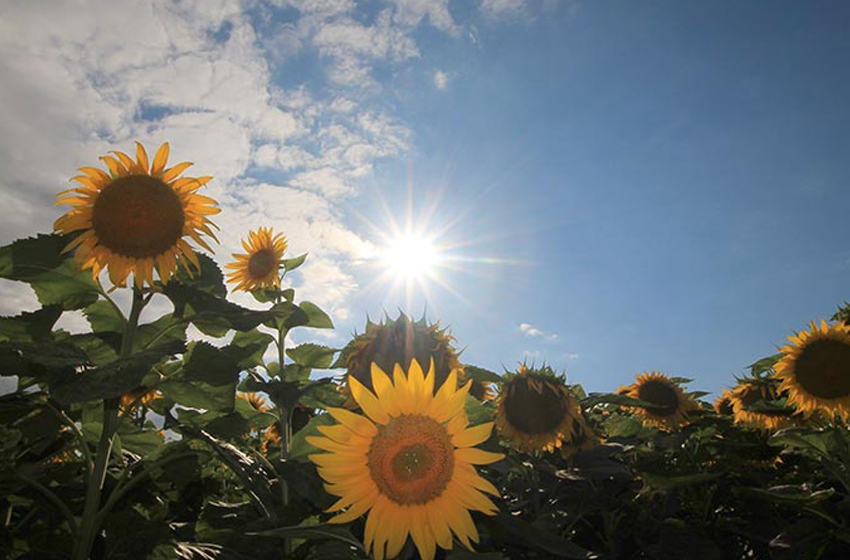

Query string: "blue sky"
[[1, 0, 849, 397]]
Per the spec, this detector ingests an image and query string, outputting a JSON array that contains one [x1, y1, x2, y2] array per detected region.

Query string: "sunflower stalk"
[[73, 288, 147, 560], [274, 284, 293, 556]]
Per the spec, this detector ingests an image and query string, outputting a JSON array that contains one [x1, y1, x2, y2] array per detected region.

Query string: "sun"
[[382, 233, 439, 280]]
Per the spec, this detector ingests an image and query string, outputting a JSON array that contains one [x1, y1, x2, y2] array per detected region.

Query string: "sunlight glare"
[[383, 234, 438, 279]]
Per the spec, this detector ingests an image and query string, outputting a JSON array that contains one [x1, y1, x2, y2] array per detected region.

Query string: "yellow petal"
[[151, 142, 170, 176], [135, 141, 150, 172], [455, 448, 504, 466], [349, 374, 390, 425], [409, 505, 436, 560], [162, 161, 193, 183], [386, 505, 410, 559], [371, 364, 401, 417], [327, 407, 378, 438], [452, 422, 494, 448]]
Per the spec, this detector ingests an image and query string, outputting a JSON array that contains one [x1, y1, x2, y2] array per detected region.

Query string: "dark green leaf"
[[82, 300, 123, 333], [289, 413, 335, 462], [133, 313, 188, 351], [0, 306, 63, 342], [463, 364, 502, 384], [0, 234, 100, 310], [582, 392, 668, 410], [286, 343, 337, 369], [749, 353, 782, 376], [170, 252, 226, 297], [282, 253, 308, 272], [249, 523, 364, 553], [486, 513, 600, 559], [285, 302, 333, 330], [226, 330, 275, 369], [159, 342, 241, 411]]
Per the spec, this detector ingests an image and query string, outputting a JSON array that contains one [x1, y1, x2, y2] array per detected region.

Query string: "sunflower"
[[713, 389, 735, 416], [340, 314, 462, 407], [727, 380, 793, 431], [774, 320, 850, 421], [495, 365, 584, 453], [119, 387, 160, 413], [225, 227, 288, 291], [560, 413, 599, 460], [308, 360, 503, 560], [623, 372, 695, 430], [54, 142, 219, 288]]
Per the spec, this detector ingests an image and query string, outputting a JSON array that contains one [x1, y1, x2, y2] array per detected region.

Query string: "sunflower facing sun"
[[225, 227, 288, 291], [774, 320, 850, 422], [54, 142, 220, 288], [308, 360, 503, 560]]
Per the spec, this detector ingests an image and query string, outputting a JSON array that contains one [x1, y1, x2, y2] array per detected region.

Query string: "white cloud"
[[434, 69, 449, 90], [480, 0, 526, 17], [568, 352, 579, 360], [519, 322, 558, 341], [386, 0, 458, 34]]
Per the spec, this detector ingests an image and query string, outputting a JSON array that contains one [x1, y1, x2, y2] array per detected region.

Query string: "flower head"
[[622, 372, 696, 430], [54, 142, 219, 287], [309, 360, 503, 560], [225, 227, 288, 291]]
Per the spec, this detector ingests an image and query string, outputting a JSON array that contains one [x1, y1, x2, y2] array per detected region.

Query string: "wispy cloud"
[[519, 322, 558, 341], [0, 0, 450, 334], [434, 70, 449, 90]]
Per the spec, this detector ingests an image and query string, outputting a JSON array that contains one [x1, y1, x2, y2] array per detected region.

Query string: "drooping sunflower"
[[727, 380, 793, 431], [308, 360, 503, 560], [225, 227, 288, 291], [339, 314, 463, 406], [774, 320, 850, 421], [560, 413, 599, 460], [623, 372, 696, 430], [54, 142, 220, 288], [713, 389, 735, 416], [495, 364, 585, 453]]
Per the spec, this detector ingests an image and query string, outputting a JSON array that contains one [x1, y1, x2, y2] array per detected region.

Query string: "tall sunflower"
[[54, 142, 219, 288], [495, 365, 585, 453], [774, 320, 850, 421], [308, 360, 503, 560], [339, 314, 463, 406], [727, 380, 793, 431], [225, 227, 288, 291], [623, 372, 695, 430]]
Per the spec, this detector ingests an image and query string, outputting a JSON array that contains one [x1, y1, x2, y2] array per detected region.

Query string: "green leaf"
[[582, 392, 668, 410], [159, 342, 241, 411], [293, 301, 333, 330], [289, 413, 335, 462], [463, 364, 502, 384], [163, 283, 281, 335], [170, 252, 226, 297], [749, 353, 782, 376], [226, 330, 275, 369], [670, 377, 692, 384], [133, 313, 188, 351], [465, 395, 495, 426], [0, 306, 63, 342], [248, 523, 364, 553], [640, 471, 722, 493], [282, 253, 308, 272], [0, 234, 100, 310], [287, 343, 337, 369], [82, 300, 124, 333], [485, 513, 600, 559], [603, 414, 647, 438], [49, 340, 185, 404], [744, 485, 836, 506]]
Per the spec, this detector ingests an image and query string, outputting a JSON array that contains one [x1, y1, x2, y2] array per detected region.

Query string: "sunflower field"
[[2, 143, 850, 560]]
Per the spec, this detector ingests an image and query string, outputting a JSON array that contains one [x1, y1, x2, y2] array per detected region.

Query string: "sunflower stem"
[[73, 288, 146, 560], [274, 288, 292, 556]]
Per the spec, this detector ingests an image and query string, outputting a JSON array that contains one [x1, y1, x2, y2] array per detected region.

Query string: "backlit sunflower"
[[225, 227, 288, 291], [714, 389, 735, 416], [728, 380, 793, 431], [495, 365, 584, 453], [560, 413, 599, 460], [339, 314, 463, 407], [623, 372, 695, 430], [54, 142, 219, 288], [774, 320, 850, 421], [308, 360, 503, 560]]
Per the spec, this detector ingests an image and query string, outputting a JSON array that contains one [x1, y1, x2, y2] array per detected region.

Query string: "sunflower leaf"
[[282, 253, 308, 272], [748, 353, 782, 376], [0, 306, 63, 343], [289, 413, 335, 462], [286, 344, 337, 369], [0, 234, 100, 310], [463, 364, 502, 384], [582, 392, 668, 410], [158, 341, 241, 411]]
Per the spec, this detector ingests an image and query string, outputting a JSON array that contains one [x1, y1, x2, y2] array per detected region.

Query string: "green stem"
[[17, 474, 79, 533], [274, 289, 291, 555], [45, 399, 94, 474], [73, 288, 146, 560], [95, 452, 196, 528]]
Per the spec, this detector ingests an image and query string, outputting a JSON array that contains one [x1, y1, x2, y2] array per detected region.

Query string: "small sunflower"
[[713, 389, 735, 416], [119, 387, 160, 413], [495, 365, 584, 453], [728, 380, 793, 431], [225, 227, 288, 291], [238, 392, 270, 412], [774, 320, 850, 421], [308, 360, 503, 560], [623, 372, 695, 430], [340, 314, 462, 406], [54, 142, 219, 288]]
